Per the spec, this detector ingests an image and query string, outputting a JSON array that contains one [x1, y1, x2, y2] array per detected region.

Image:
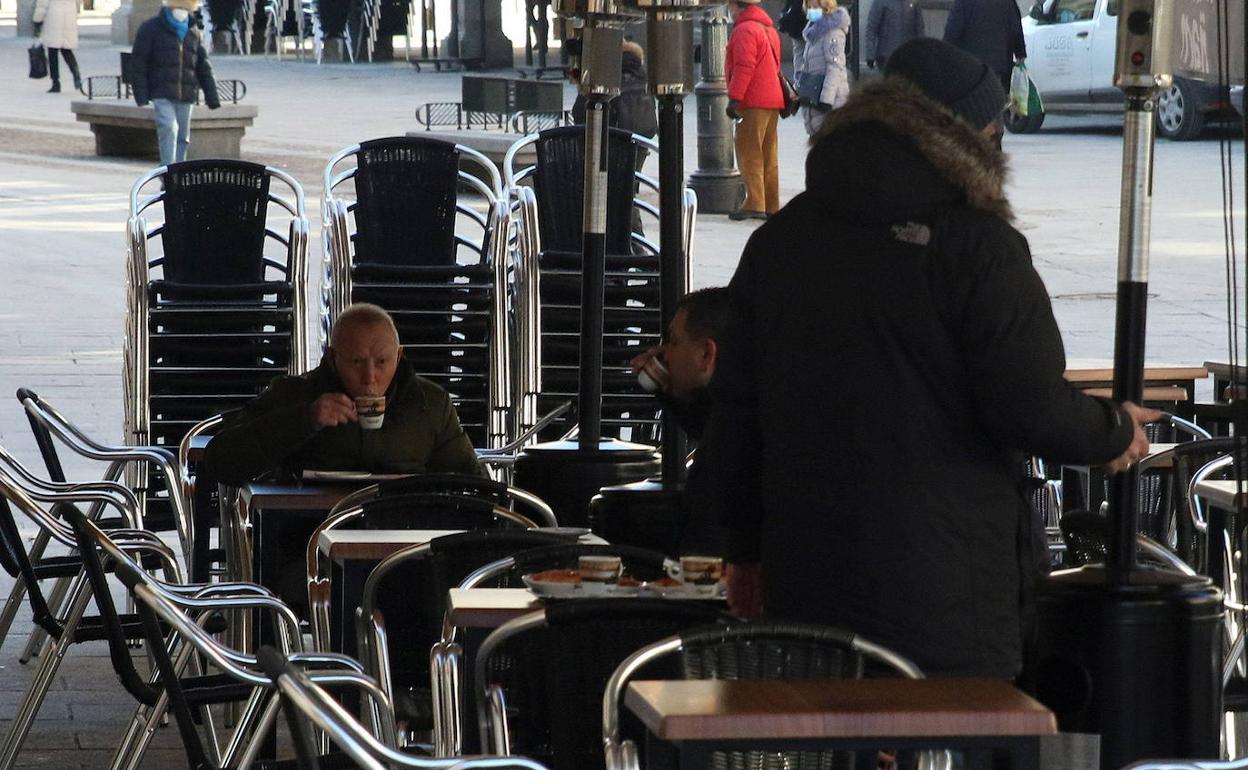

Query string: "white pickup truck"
[[1005, 0, 1232, 140]]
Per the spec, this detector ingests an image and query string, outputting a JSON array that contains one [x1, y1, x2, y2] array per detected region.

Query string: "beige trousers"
[[734, 107, 781, 214]]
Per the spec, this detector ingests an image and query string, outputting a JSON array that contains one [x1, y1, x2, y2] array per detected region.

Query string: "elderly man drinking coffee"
[[205, 302, 482, 484]]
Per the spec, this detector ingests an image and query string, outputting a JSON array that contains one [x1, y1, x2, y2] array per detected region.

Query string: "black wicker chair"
[[474, 598, 731, 770], [322, 137, 510, 449]]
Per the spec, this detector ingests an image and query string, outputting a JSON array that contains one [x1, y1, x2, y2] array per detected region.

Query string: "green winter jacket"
[[204, 357, 482, 485]]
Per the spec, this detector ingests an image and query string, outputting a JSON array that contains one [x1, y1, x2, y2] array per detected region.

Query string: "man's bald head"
[[328, 304, 402, 398], [330, 303, 400, 349]]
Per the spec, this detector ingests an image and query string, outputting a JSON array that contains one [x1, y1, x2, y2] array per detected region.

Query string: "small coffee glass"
[[354, 395, 386, 430]]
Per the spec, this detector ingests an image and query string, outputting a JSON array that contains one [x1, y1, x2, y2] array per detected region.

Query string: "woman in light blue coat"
[[795, 0, 851, 135]]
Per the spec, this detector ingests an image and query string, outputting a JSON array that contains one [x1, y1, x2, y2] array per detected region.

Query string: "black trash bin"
[[1033, 565, 1223, 770]]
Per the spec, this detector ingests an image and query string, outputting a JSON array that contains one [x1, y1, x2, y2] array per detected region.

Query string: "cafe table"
[[624, 678, 1056, 770], [1192, 478, 1247, 589]]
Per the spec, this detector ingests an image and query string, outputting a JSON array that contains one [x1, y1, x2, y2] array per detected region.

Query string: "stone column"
[[450, 0, 512, 67], [16, 0, 37, 38], [111, 0, 162, 45]]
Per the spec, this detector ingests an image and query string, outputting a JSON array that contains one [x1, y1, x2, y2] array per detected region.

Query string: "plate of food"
[[301, 470, 411, 482], [522, 569, 583, 598], [533, 526, 593, 541]]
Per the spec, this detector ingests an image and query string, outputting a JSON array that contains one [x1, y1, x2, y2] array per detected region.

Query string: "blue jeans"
[[152, 98, 193, 166]]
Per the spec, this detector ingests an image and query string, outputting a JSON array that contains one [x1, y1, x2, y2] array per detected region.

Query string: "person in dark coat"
[[943, 0, 1026, 89], [130, 0, 219, 166], [696, 38, 1157, 679], [864, 0, 924, 71]]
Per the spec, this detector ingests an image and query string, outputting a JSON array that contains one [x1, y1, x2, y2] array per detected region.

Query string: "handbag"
[[28, 44, 47, 80], [795, 72, 825, 105]]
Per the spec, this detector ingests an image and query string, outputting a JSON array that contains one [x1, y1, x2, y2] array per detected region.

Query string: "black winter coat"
[[943, 0, 1026, 77], [131, 13, 219, 107], [697, 77, 1132, 679]]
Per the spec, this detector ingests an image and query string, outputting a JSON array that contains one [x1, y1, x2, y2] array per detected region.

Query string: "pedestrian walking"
[[33, 0, 81, 94], [725, 0, 785, 221], [864, 0, 923, 72], [699, 38, 1157, 678], [794, 0, 851, 135], [130, 0, 220, 166], [943, 0, 1026, 91]]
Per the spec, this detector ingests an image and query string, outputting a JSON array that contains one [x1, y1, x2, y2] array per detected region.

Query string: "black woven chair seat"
[[73, 611, 228, 643], [351, 263, 492, 282], [539, 250, 658, 272], [150, 280, 294, 302], [180, 671, 257, 706]]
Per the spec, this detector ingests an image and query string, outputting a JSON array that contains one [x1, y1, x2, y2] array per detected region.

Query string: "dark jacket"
[[131, 12, 219, 107], [865, 0, 924, 63], [204, 357, 482, 485], [943, 0, 1026, 76], [697, 77, 1132, 679], [571, 47, 658, 138]]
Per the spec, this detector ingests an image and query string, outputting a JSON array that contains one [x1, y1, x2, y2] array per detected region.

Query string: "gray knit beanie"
[[884, 38, 1008, 131]]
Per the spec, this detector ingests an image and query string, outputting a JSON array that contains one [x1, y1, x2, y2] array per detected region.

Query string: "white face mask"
[[170, 7, 190, 21]]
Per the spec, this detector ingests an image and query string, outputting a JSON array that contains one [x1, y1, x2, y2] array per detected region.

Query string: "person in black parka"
[[131, 0, 219, 166], [697, 38, 1158, 679]]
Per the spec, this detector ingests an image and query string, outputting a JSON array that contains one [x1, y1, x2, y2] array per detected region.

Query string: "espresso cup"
[[679, 555, 724, 586], [578, 555, 623, 585], [354, 395, 386, 430], [637, 357, 668, 394]]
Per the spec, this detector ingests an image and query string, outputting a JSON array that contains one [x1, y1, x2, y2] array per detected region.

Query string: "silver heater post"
[[1106, 0, 1173, 582]]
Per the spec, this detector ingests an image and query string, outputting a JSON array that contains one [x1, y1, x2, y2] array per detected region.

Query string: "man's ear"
[[701, 338, 718, 374]]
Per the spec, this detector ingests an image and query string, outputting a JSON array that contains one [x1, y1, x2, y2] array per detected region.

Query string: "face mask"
[[806, 8, 823, 21], [170, 8, 189, 21]]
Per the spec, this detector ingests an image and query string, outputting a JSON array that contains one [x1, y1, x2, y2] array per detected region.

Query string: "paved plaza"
[[0, 9, 1244, 767]]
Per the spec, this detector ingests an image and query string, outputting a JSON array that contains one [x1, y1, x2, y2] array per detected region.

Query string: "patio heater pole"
[[1031, 3, 1223, 767], [577, 86, 616, 448]]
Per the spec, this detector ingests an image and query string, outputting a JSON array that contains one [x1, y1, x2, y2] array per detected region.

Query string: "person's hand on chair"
[[1102, 401, 1163, 474]]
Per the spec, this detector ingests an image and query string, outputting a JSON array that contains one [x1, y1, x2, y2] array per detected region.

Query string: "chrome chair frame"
[[501, 131, 697, 441], [600, 630, 950, 770], [320, 140, 512, 449], [307, 498, 538, 653], [124, 164, 310, 506], [266, 650, 554, 770]]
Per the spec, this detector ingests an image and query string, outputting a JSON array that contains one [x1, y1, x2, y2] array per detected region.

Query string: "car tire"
[[1156, 77, 1205, 141], [1004, 108, 1045, 134]]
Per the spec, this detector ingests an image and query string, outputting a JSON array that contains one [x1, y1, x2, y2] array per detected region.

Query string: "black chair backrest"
[[678, 622, 865, 680], [1171, 437, 1239, 568], [506, 543, 670, 584], [357, 492, 528, 530], [0, 496, 60, 638], [353, 137, 461, 267], [1060, 509, 1109, 567], [376, 473, 512, 506], [532, 126, 640, 255], [490, 598, 730, 770], [61, 505, 160, 706], [159, 160, 273, 285], [372, 529, 568, 703]]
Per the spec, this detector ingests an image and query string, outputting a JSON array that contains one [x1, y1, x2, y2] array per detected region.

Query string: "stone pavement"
[[0, 10, 1245, 768]]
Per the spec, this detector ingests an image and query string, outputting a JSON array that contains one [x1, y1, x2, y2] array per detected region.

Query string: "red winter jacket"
[[726, 5, 785, 110]]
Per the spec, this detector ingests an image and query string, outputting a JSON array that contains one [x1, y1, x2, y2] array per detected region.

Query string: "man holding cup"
[[205, 302, 482, 484]]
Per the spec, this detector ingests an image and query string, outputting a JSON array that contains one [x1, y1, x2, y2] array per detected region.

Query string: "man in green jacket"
[[205, 302, 482, 484]]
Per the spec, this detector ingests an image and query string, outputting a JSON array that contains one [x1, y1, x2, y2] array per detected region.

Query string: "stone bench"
[[70, 101, 258, 160]]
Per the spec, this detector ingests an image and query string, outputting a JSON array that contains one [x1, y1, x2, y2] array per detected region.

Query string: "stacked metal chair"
[[124, 160, 310, 576], [504, 125, 696, 444], [322, 136, 511, 449]]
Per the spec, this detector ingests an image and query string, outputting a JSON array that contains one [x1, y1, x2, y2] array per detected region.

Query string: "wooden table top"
[[1064, 366, 1208, 385], [624, 678, 1057, 741], [239, 482, 360, 512], [1204, 361, 1248, 381], [1080, 385, 1190, 403], [1193, 479, 1248, 511], [447, 587, 542, 628], [317, 529, 464, 563]]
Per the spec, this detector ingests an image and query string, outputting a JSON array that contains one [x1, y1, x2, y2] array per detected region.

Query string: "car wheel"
[[1004, 108, 1046, 134], [1156, 77, 1205, 141]]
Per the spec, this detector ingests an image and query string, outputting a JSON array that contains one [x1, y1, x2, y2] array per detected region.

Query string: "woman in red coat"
[[725, 0, 785, 220]]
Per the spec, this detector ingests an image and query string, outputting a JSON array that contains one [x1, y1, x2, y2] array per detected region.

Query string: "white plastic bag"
[[1010, 62, 1030, 116]]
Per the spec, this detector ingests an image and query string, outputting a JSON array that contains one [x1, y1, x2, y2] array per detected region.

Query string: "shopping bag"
[[1027, 72, 1045, 116], [28, 44, 47, 80], [1009, 62, 1030, 116]]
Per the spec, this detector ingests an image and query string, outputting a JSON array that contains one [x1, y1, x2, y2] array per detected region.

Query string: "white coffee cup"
[[354, 395, 386, 430], [638, 357, 668, 393]]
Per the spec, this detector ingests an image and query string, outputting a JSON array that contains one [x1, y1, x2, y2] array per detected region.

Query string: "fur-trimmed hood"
[[804, 7, 850, 40], [806, 76, 1011, 222]]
